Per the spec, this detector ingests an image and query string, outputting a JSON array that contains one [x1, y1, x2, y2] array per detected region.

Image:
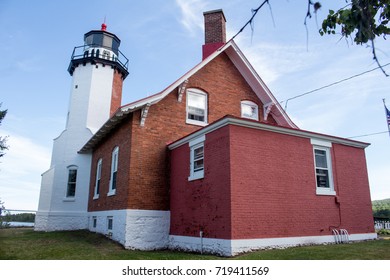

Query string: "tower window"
[[66, 166, 78, 197]]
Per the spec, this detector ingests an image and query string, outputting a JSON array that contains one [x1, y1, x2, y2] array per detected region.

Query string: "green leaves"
[[319, 0, 390, 44]]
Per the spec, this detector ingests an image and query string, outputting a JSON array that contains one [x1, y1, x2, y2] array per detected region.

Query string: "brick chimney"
[[202, 9, 226, 60]]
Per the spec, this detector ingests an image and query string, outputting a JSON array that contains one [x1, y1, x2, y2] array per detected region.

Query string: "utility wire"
[[281, 62, 390, 111], [347, 131, 389, 139]]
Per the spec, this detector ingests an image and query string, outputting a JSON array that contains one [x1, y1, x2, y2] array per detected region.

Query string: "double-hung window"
[[186, 89, 208, 126], [188, 136, 205, 181], [108, 147, 119, 196], [93, 159, 102, 199], [66, 166, 77, 198], [241, 100, 259, 120], [311, 139, 335, 195]]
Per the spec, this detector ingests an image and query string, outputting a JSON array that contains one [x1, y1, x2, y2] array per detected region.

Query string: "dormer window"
[[241, 100, 259, 120], [186, 89, 208, 126]]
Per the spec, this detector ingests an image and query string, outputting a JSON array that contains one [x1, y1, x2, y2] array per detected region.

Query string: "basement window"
[[107, 216, 113, 231], [188, 136, 205, 181]]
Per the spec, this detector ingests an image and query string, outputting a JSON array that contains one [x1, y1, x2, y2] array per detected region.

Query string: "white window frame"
[[107, 216, 113, 231], [108, 146, 119, 196], [311, 139, 335, 196], [65, 165, 78, 199], [93, 158, 102, 199], [186, 89, 208, 126], [188, 135, 205, 181], [241, 100, 259, 120]]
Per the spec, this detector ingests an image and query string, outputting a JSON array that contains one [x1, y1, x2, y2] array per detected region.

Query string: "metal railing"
[[70, 44, 129, 71]]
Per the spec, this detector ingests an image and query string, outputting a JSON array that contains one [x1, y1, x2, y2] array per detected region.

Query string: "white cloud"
[[241, 41, 318, 85], [0, 131, 51, 210], [175, 0, 209, 35]]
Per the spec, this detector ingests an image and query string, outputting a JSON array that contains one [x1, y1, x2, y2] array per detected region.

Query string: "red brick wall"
[[330, 144, 375, 233], [169, 123, 374, 240], [110, 69, 124, 116], [89, 53, 277, 212], [169, 126, 232, 239], [88, 115, 133, 211], [229, 125, 374, 239]]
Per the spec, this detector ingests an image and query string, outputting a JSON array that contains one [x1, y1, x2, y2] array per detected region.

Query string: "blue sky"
[[0, 0, 389, 211]]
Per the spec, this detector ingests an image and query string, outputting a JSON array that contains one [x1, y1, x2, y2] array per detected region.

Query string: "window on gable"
[[93, 158, 102, 199], [108, 147, 119, 196], [186, 89, 208, 126], [311, 139, 335, 196], [188, 136, 205, 181], [241, 100, 259, 120], [66, 166, 77, 198]]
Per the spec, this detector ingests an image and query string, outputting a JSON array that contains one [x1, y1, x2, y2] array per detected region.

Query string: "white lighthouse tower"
[[35, 24, 129, 231]]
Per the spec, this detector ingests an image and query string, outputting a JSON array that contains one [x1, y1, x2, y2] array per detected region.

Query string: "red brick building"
[[61, 9, 375, 255], [168, 116, 375, 255]]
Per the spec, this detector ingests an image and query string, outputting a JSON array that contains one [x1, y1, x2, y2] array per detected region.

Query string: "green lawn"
[[1, 228, 389, 260]]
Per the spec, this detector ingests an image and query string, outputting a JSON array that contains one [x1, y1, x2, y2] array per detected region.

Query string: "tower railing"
[[70, 44, 129, 71]]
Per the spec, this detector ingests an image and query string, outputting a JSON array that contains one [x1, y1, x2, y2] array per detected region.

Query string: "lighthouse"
[[35, 24, 129, 231]]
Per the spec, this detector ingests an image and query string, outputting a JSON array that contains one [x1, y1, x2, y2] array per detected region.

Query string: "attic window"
[[186, 89, 208, 126], [241, 100, 259, 120]]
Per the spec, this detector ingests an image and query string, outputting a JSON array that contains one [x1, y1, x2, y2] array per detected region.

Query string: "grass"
[[1, 227, 389, 260]]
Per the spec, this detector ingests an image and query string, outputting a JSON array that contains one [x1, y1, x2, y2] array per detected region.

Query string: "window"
[[241, 100, 259, 120], [66, 166, 77, 197], [186, 89, 208, 126], [93, 159, 102, 199], [107, 216, 113, 231], [188, 136, 205, 181], [92, 216, 97, 228], [108, 147, 119, 196], [311, 139, 335, 195]]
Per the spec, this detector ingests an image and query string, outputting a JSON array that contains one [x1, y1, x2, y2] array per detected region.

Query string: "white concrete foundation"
[[34, 211, 88, 231], [169, 233, 378, 256], [88, 209, 170, 250]]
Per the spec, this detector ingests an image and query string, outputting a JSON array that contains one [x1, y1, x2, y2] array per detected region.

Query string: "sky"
[[0, 0, 389, 211]]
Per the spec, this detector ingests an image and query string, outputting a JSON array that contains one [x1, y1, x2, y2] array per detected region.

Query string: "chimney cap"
[[203, 9, 226, 22]]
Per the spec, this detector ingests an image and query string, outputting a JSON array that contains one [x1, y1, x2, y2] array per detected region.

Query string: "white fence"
[[375, 221, 390, 230]]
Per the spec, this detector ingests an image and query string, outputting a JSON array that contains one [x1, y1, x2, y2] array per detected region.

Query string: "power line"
[[347, 131, 389, 139], [281, 62, 390, 111]]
